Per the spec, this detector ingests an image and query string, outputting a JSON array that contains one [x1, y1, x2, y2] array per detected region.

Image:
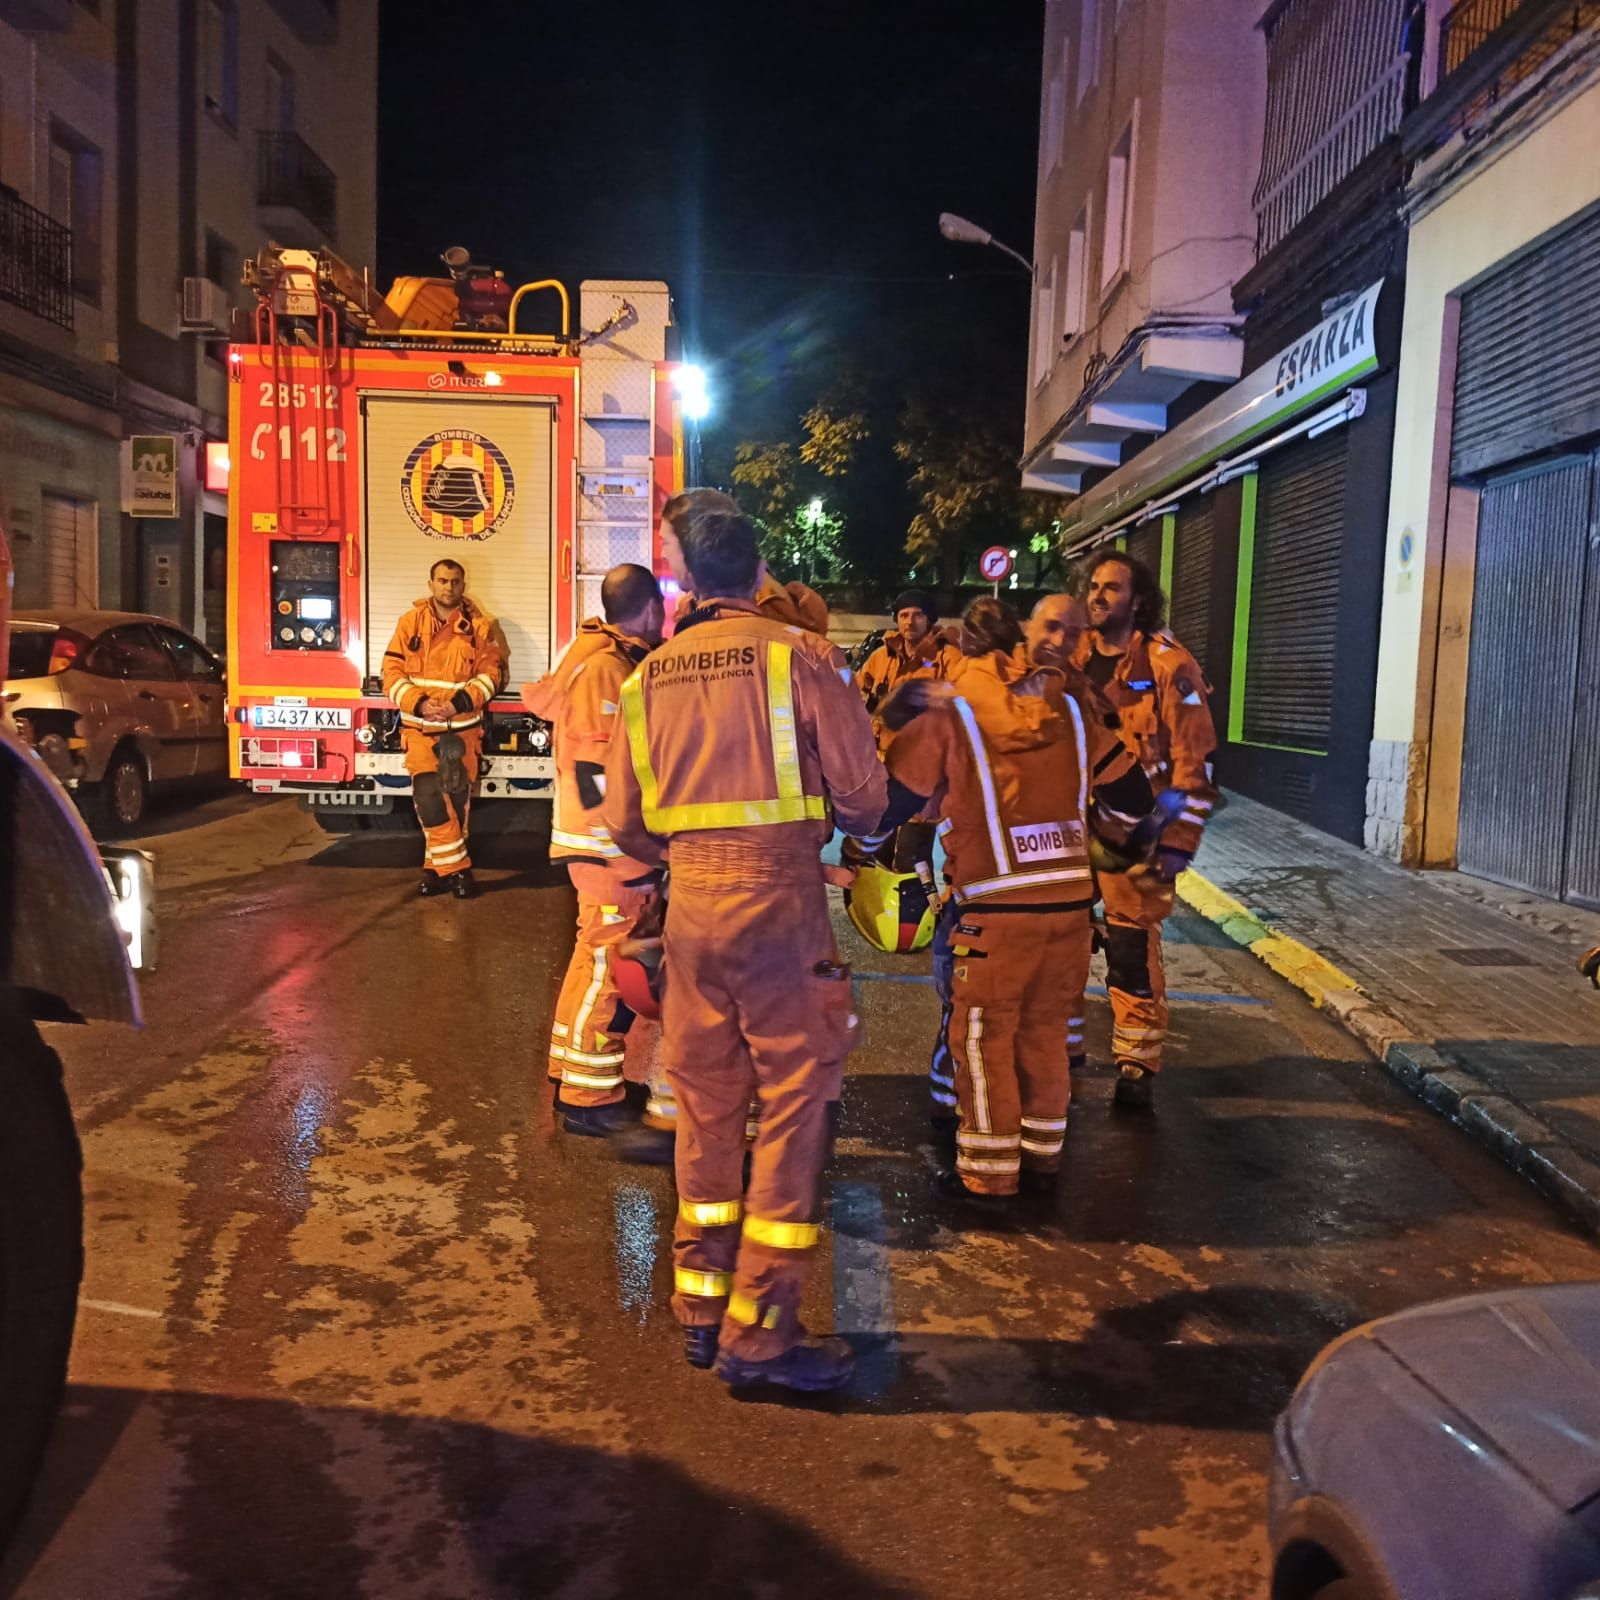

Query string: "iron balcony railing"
[[1252, 0, 1410, 257], [257, 130, 337, 239], [0, 186, 73, 330], [1439, 0, 1598, 86]]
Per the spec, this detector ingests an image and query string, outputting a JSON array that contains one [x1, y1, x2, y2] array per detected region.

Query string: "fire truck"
[[226, 245, 685, 830]]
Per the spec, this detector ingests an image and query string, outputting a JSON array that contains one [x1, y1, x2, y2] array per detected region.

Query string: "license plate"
[[300, 791, 391, 810], [251, 705, 352, 730]]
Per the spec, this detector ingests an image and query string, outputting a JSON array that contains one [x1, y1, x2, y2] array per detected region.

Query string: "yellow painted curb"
[[1175, 868, 1364, 1008]]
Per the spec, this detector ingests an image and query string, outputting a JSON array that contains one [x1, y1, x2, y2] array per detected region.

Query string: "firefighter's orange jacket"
[[522, 618, 653, 871], [382, 597, 503, 733], [859, 628, 961, 751], [602, 598, 886, 869], [884, 652, 1141, 909], [671, 575, 829, 638], [1070, 630, 1218, 858]]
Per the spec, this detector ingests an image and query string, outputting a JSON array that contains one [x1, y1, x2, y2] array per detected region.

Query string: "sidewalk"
[[1177, 792, 1600, 1233]]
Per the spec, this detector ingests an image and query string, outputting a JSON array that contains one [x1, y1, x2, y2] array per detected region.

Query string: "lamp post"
[[938, 212, 1034, 275]]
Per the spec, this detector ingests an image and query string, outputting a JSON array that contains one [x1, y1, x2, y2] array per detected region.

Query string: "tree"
[[730, 439, 851, 589]]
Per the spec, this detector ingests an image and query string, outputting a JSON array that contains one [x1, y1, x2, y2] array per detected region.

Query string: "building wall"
[[1024, 0, 1262, 462], [1373, 71, 1600, 863]]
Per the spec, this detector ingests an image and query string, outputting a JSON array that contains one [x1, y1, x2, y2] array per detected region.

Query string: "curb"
[[1175, 868, 1600, 1237]]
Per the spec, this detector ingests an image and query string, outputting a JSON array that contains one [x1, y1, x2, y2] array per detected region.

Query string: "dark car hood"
[[1362, 1282, 1600, 1516]]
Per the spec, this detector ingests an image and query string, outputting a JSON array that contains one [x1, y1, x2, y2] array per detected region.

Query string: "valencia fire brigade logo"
[[401, 429, 516, 541]]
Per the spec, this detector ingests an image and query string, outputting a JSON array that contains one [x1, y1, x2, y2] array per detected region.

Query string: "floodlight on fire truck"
[[674, 364, 710, 422]]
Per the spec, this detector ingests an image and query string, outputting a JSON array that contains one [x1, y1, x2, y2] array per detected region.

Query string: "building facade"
[[0, 0, 376, 649], [1374, 0, 1600, 907]]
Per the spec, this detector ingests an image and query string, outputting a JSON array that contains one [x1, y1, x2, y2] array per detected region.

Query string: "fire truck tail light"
[[355, 724, 375, 746], [242, 736, 320, 770]]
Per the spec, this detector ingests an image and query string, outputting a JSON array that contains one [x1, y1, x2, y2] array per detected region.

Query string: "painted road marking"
[[832, 1180, 898, 1401]]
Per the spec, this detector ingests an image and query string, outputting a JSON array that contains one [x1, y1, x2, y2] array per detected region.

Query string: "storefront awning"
[[1053, 280, 1385, 545]]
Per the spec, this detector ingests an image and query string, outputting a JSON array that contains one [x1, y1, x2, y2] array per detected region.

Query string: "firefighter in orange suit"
[[1071, 552, 1218, 1107], [659, 488, 830, 638], [382, 558, 504, 899], [860, 596, 1156, 1207], [523, 564, 674, 1152], [604, 508, 886, 1393]]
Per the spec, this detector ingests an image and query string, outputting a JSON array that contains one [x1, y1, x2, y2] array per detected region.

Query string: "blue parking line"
[[831, 1181, 898, 1401]]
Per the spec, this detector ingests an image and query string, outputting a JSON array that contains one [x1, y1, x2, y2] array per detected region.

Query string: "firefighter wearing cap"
[[1072, 551, 1218, 1107], [860, 596, 1156, 1206], [605, 508, 886, 1394], [523, 564, 675, 1153], [659, 488, 831, 638], [381, 558, 504, 899]]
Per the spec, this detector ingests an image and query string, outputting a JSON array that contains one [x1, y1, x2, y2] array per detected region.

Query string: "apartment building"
[[0, 0, 377, 648]]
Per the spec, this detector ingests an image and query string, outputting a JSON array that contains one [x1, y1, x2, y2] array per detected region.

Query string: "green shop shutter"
[[1242, 430, 1347, 750], [1168, 495, 1215, 679], [1452, 206, 1600, 478]]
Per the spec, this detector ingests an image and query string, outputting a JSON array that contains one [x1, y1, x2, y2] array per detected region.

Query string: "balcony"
[[257, 131, 337, 242], [0, 188, 73, 331], [1406, 0, 1600, 159], [1252, 0, 1412, 257]]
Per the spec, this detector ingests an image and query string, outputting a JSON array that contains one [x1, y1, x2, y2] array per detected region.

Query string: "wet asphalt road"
[[8, 793, 1599, 1600]]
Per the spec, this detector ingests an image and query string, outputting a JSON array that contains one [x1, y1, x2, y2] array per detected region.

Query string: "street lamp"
[[938, 212, 1034, 275]]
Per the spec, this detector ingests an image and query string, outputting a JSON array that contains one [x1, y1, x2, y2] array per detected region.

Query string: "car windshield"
[[7, 626, 57, 679]]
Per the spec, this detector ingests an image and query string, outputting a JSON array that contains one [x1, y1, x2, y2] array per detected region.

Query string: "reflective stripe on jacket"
[[886, 652, 1138, 908], [381, 596, 504, 733], [603, 597, 886, 867], [522, 617, 652, 869]]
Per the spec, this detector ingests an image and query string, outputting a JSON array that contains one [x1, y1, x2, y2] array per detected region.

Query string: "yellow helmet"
[[845, 862, 938, 953]]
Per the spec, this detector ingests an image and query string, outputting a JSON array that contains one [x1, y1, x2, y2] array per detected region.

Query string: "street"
[[7, 794, 1599, 1600]]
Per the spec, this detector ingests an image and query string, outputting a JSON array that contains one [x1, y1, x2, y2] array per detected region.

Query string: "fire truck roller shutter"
[[361, 395, 557, 687]]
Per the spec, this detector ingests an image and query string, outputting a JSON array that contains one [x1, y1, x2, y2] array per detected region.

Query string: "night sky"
[[377, 2, 1043, 484]]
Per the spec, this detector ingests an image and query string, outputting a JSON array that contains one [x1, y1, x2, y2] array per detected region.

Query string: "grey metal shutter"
[[1457, 457, 1589, 899], [1124, 521, 1162, 581], [1558, 451, 1600, 909], [1452, 206, 1600, 478], [1168, 495, 1216, 678], [1242, 432, 1346, 750], [41, 493, 92, 607]]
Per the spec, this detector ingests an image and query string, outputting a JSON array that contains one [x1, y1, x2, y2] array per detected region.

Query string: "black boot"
[[1112, 1062, 1155, 1110], [932, 1167, 1014, 1216], [715, 1336, 856, 1393], [683, 1326, 719, 1370], [560, 1100, 638, 1137], [450, 869, 475, 899], [417, 868, 445, 897], [612, 1124, 675, 1165]]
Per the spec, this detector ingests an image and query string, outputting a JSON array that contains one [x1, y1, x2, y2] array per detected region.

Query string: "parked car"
[[1270, 1282, 1600, 1600], [5, 610, 227, 831]]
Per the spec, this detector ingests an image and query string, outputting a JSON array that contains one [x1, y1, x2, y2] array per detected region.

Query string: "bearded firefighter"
[[604, 508, 886, 1393], [381, 558, 504, 898]]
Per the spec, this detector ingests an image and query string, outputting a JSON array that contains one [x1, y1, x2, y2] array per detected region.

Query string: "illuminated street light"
[[674, 363, 711, 422], [938, 212, 1034, 275]]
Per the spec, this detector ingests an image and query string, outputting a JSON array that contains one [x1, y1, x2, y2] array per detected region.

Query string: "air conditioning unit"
[[181, 276, 231, 334]]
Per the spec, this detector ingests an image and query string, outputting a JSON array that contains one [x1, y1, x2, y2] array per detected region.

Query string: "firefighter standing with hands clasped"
[[1071, 552, 1218, 1107], [381, 558, 504, 899], [605, 506, 886, 1393], [523, 564, 677, 1157], [860, 595, 1157, 1209]]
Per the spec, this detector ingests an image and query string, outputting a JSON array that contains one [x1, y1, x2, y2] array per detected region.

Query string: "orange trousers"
[[1097, 872, 1174, 1071], [664, 848, 855, 1363], [550, 863, 657, 1106], [402, 727, 481, 877], [948, 907, 1092, 1196]]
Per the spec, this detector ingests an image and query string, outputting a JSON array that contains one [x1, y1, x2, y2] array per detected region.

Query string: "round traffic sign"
[[979, 545, 1013, 582]]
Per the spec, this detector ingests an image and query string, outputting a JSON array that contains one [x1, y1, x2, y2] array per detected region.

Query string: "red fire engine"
[[226, 244, 685, 829]]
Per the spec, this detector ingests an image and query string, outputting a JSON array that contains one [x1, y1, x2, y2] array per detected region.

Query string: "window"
[[203, 0, 239, 128], [1076, 0, 1101, 105], [1044, 74, 1064, 172], [1063, 199, 1090, 341], [48, 124, 102, 304], [155, 625, 223, 681], [1034, 257, 1058, 387], [87, 626, 177, 682], [1100, 114, 1135, 292], [264, 53, 295, 133]]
